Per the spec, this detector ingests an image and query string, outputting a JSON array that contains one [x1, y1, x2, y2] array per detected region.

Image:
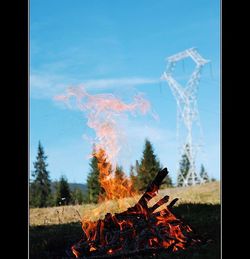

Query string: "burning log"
[[138, 167, 168, 207], [167, 198, 179, 209], [71, 168, 202, 258], [149, 195, 169, 214]]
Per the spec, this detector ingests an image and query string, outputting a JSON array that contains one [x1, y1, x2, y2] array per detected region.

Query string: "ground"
[[29, 182, 220, 259]]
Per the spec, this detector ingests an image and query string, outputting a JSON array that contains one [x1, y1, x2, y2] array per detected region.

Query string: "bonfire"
[[70, 168, 202, 258], [55, 87, 203, 258]]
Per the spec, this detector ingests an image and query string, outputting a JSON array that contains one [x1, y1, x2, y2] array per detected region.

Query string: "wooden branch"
[[149, 195, 169, 213], [71, 167, 202, 259], [167, 198, 179, 209], [137, 168, 169, 209]]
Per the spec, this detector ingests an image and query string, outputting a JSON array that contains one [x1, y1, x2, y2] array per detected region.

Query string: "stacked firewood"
[[71, 168, 201, 258]]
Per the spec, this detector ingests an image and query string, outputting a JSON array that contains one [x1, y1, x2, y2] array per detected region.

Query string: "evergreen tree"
[[137, 139, 162, 191], [30, 141, 52, 208], [161, 163, 173, 188], [177, 144, 199, 186], [87, 147, 101, 203], [200, 164, 210, 183], [29, 181, 38, 208], [177, 146, 190, 187], [71, 188, 84, 205], [135, 160, 140, 175], [129, 165, 139, 191], [55, 175, 72, 206]]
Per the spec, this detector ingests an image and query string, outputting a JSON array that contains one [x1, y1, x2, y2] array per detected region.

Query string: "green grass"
[[29, 203, 220, 259]]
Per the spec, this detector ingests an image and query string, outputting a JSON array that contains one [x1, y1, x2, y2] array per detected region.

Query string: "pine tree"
[[129, 165, 139, 191], [29, 180, 38, 208], [87, 147, 101, 203], [71, 188, 84, 205], [55, 175, 72, 206], [30, 141, 52, 208], [177, 146, 190, 187], [200, 164, 209, 183], [135, 160, 140, 175], [177, 144, 199, 186], [137, 139, 162, 191]]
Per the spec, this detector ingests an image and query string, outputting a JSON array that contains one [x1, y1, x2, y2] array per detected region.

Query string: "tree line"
[[30, 140, 214, 208], [29, 142, 85, 208]]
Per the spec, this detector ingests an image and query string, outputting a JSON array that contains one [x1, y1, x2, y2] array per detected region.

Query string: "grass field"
[[29, 182, 220, 259]]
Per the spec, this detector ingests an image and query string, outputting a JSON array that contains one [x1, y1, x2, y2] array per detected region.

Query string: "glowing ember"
[[71, 168, 202, 258]]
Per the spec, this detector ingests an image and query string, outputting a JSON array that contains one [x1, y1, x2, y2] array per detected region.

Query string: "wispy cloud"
[[84, 78, 159, 89], [30, 73, 69, 99], [30, 72, 160, 99]]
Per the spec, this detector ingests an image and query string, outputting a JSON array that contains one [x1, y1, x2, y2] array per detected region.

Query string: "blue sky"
[[30, 0, 220, 184]]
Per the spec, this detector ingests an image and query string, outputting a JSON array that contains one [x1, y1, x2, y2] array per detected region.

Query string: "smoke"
[[54, 85, 156, 166]]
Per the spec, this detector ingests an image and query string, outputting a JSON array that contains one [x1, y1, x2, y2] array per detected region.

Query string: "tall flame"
[[55, 85, 154, 200], [94, 148, 136, 201]]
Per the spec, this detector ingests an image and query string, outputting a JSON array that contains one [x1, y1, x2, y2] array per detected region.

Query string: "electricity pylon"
[[161, 48, 209, 186]]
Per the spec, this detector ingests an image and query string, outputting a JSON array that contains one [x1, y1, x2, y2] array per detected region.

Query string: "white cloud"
[[30, 71, 160, 99], [30, 73, 69, 99], [84, 78, 159, 89]]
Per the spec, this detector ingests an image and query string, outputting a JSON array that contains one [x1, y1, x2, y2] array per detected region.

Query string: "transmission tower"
[[161, 48, 209, 186]]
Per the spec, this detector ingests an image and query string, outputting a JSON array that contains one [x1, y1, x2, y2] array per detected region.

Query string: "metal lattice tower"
[[161, 48, 209, 186]]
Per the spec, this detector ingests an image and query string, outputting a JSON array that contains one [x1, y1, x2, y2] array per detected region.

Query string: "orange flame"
[[94, 148, 137, 201], [55, 86, 156, 201], [71, 246, 81, 258]]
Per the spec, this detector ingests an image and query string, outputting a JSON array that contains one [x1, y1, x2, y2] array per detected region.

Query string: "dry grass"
[[29, 181, 220, 226], [158, 181, 220, 205]]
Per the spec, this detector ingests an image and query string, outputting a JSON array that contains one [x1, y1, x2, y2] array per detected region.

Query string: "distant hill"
[[51, 182, 87, 194], [69, 183, 87, 194]]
